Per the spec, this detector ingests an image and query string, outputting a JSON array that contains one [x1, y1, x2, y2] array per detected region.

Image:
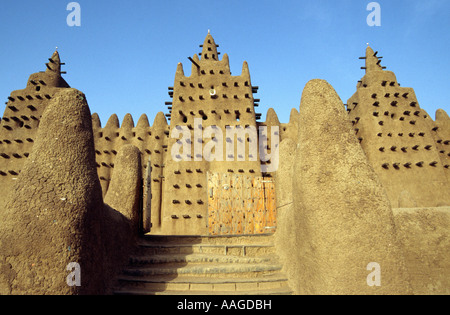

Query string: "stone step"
[[141, 234, 275, 246], [136, 243, 275, 257], [113, 234, 292, 295], [114, 285, 293, 296], [122, 262, 283, 278], [116, 273, 290, 293], [129, 253, 271, 265]]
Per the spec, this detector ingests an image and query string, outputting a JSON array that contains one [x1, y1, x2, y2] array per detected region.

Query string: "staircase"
[[113, 234, 292, 295]]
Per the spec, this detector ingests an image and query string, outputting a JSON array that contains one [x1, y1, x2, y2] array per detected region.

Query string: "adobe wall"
[[158, 33, 264, 235], [393, 207, 450, 295], [92, 111, 170, 233], [257, 108, 281, 176], [347, 46, 450, 208], [0, 37, 319, 238], [0, 89, 134, 295], [279, 108, 300, 143], [0, 51, 70, 209], [1, 41, 448, 295], [275, 79, 412, 295], [104, 144, 143, 234], [430, 109, 450, 183]]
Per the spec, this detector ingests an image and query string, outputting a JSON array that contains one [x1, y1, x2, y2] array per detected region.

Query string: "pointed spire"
[[105, 114, 120, 129], [364, 45, 384, 73], [91, 113, 102, 129], [435, 109, 450, 131], [153, 112, 168, 129], [136, 114, 150, 128], [121, 113, 135, 129], [176, 62, 185, 77], [289, 108, 300, 124], [46, 50, 65, 75], [191, 54, 200, 74], [242, 61, 250, 77], [201, 32, 219, 61], [266, 108, 280, 126], [222, 53, 230, 72], [436, 109, 450, 123]]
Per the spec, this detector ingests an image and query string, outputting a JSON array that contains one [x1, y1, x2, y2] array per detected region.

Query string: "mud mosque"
[[0, 33, 448, 295]]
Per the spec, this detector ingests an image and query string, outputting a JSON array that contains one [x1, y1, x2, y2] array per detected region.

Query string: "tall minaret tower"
[[157, 32, 263, 235], [347, 46, 450, 208], [0, 49, 70, 206]]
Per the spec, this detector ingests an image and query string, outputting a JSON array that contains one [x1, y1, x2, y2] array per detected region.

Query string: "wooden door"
[[207, 172, 276, 236]]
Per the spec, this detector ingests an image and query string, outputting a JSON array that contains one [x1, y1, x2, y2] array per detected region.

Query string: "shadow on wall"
[[275, 79, 413, 295], [114, 236, 202, 294], [0, 89, 139, 295]]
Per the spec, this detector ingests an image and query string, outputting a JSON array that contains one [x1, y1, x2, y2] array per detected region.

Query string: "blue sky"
[[1, 0, 449, 125]]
